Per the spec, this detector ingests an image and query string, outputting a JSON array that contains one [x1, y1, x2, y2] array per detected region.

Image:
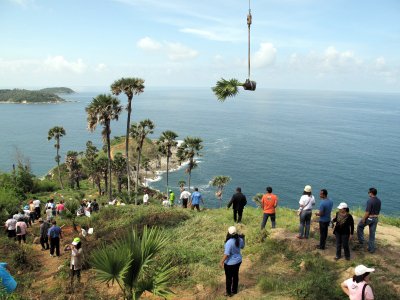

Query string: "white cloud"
[[136, 37, 199, 61], [252, 43, 277, 68], [95, 63, 107, 72], [375, 57, 386, 70], [8, 0, 34, 8], [166, 42, 198, 61], [137, 37, 162, 50], [180, 27, 242, 42], [44, 56, 87, 73]]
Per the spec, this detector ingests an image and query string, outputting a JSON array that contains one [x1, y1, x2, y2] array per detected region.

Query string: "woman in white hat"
[[219, 226, 245, 297], [332, 202, 354, 260], [297, 185, 315, 239], [341, 264, 375, 300]]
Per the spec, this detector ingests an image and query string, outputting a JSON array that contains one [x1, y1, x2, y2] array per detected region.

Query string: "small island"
[[0, 87, 74, 104]]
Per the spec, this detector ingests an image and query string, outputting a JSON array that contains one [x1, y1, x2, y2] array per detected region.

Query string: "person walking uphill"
[[227, 187, 247, 223], [70, 237, 83, 285], [48, 220, 63, 257], [356, 187, 381, 253], [220, 226, 245, 297], [297, 185, 315, 239], [315, 189, 333, 249], [260, 187, 278, 229], [39, 218, 50, 251]]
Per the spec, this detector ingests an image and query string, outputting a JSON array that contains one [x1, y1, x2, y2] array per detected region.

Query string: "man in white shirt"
[[143, 190, 149, 205], [180, 188, 191, 208], [4, 216, 17, 239], [33, 198, 41, 219]]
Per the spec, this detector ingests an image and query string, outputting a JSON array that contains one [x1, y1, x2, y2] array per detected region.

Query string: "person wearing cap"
[[70, 237, 83, 285], [356, 187, 381, 253], [169, 190, 175, 207], [260, 186, 278, 229], [39, 218, 50, 251], [297, 185, 316, 239], [227, 187, 247, 224], [315, 189, 333, 250], [341, 265, 375, 300], [219, 226, 245, 297], [332, 202, 354, 260]]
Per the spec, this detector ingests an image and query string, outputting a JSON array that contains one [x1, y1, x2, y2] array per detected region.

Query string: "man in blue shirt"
[[315, 189, 333, 250], [190, 188, 204, 211], [357, 187, 381, 253], [48, 220, 63, 257]]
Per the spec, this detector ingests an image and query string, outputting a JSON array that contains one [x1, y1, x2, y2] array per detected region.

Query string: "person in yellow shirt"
[[260, 187, 278, 229]]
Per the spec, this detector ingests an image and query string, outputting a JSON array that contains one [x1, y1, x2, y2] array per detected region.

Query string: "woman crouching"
[[219, 226, 245, 297]]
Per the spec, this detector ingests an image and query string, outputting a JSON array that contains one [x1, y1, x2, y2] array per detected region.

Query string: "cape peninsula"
[[0, 87, 74, 104]]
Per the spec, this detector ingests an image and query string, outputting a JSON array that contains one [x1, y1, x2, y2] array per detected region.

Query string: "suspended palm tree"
[[210, 175, 231, 207], [111, 78, 145, 203], [86, 94, 122, 202], [212, 1, 256, 101], [158, 130, 178, 192], [176, 137, 203, 192], [47, 126, 66, 189], [130, 119, 155, 205], [252, 193, 263, 208], [90, 226, 174, 300]]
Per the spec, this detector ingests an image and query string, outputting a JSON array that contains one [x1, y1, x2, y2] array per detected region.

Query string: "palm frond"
[[212, 78, 242, 101]]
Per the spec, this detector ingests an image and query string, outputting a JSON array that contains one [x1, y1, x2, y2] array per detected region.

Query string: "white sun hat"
[[355, 265, 375, 276], [337, 202, 348, 209], [228, 226, 237, 235]]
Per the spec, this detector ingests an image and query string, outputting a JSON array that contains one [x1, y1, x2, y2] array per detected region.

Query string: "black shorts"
[[17, 234, 26, 242], [8, 229, 16, 238]]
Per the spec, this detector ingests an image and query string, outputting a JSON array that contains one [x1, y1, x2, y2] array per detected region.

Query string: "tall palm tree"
[[210, 175, 231, 207], [158, 130, 178, 192], [111, 78, 145, 202], [47, 126, 66, 189], [90, 226, 174, 300], [65, 150, 82, 189], [130, 119, 155, 205], [176, 137, 203, 192], [140, 156, 150, 186], [86, 94, 122, 201], [112, 152, 127, 193]]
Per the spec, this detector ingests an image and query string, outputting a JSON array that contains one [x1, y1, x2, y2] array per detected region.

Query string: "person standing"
[[15, 218, 27, 244], [332, 203, 354, 260], [48, 220, 63, 257], [0, 262, 17, 294], [260, 187, 278, 229], [297, 185, 316, 239], [4, 216, 17, 240], [180, 188, 191, 208], [219, 226, 245, 297], [191, 188, 204, 211], [28, 200, 36, 224], [341, 265, 375, 300], [143, 190, 149, 205], [33, 198, 41, 220], [70, 237, 83, 285], [357, 187, 381, 253], [315, 189, 333, 249], [91, 199, 99, 212], [39, 218, 50, 251], [227, 187, 247, 223], [169, 190, 175, 207]]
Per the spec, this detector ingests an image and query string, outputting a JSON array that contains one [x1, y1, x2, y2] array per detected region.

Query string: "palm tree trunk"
[[188, 171, 191, 193], [106, 123, 112, 202], [166, 152, 170, 190], [56, 139, 64, 189], [135, 145, 142, 205], [126, 98, 132, 202]]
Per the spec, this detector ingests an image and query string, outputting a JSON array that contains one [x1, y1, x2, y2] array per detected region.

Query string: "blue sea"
[[1, 88, 399, 216]]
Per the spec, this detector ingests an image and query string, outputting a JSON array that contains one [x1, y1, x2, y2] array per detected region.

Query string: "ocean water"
[[0, 88, 399, 215]]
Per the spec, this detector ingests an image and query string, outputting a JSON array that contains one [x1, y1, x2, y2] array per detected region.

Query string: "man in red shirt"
[[260, 187, 278, 229]]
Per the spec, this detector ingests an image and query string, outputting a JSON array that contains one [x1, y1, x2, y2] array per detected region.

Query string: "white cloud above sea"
[[137, 37, 199, 61], [252, 43, 277, 68], [43, 56, 87, 73]]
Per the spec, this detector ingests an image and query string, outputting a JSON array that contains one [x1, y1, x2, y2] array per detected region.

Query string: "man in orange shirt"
[[260, 187, 278, 229]]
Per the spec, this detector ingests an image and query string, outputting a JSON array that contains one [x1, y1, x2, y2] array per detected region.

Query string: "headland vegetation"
[[0, 87, 74, 104]]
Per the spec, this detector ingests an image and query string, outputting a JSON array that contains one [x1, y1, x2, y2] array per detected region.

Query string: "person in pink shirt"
[[57, 200, 65, 216], [341, 264, 374, 300], [15, 218, 28, 244]]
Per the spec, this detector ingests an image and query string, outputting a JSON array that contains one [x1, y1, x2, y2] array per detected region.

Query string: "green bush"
[[0, 188, 20, 222], [32, 179, 58, 193]]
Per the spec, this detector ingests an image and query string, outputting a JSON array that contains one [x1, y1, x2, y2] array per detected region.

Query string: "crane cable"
[[247, 0, 252, 80]]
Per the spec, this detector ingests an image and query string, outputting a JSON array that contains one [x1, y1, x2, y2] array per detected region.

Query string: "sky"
[[1, 0, 399, 92]]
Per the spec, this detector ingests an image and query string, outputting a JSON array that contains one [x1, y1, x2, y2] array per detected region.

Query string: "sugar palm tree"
[[90, 226, 174, 300], [130, 119, 155, 204], [65, 150, 82, 189], [47, 126, 66, 189], [176, 137, 203, 192], [113, 152, 127, 193], [210, 175, 231, 207], [86, 94, 122, 202], [158, 130, 178, 192], [212, 78, 256, 101], [111, 78, 145, 202]]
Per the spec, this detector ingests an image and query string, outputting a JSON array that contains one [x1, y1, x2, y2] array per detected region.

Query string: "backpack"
[[16, 225, 21, 234]]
